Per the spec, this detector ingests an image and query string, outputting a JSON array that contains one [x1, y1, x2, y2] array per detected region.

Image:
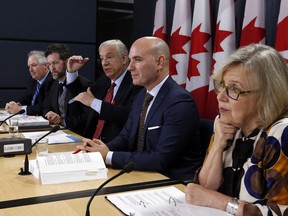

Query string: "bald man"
[[76, 37, 203, 180]]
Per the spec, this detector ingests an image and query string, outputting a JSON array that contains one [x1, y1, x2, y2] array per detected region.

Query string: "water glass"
[[36, 138, 49, 157], [9, 118, 19, 138]]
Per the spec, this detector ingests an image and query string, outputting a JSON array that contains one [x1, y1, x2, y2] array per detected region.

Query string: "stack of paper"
[[32, 152, 107, 184], [106, 186, 229, 216], [17, 116, 49, 127]]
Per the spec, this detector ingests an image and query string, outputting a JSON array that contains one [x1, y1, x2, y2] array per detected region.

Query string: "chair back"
[[200, 119, 214, 153]]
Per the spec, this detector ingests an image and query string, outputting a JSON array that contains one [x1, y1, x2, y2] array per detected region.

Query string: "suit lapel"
[[145, 77, 172, 126], [114, 71, 132, 104]]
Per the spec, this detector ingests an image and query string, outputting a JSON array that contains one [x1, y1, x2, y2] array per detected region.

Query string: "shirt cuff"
[[66, 70, 78, 85], [91, 98, 102, 114], [105, 151, 113, 165], [22, 105, 27, 115]]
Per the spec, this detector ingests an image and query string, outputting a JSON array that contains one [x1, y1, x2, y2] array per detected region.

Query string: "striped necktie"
[[31, 82, 41, 105], [93, 82, 116, 139]]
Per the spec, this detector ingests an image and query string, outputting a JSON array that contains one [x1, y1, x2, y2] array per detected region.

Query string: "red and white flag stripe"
[[240, 0, 265, 46], [152, 0, 167, 40], [186, 0, 212, 118], [169, 0, 191, 87], [275, 0, 288, 62], [206, 0, 236, 119]]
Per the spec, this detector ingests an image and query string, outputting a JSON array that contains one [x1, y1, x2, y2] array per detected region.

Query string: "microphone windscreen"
[[51, 125, 61, 133], [18, 109, 25, 115], [123, 161, 136, 173]]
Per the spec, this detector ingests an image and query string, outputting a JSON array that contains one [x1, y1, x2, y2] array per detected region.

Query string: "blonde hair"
[[212, 44, 288, 128]]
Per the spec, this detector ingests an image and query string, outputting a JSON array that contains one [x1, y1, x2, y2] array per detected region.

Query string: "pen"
[[72, 149, 81, 154]]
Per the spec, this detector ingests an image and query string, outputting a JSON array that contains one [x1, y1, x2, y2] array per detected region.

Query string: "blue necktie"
[[31, 82, 41, 105]]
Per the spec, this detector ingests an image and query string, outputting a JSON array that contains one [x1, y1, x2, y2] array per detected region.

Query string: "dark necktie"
[[31, 82, 41, 105], [58, 81, 66, 96], [93, 82, 116, 139], [136, 93, 154, 151]]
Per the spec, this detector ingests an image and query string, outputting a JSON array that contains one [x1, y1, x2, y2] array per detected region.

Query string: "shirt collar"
[[38, 71, 49, 85], [113, 69, 127, 87], [147, 75, 169, 98]]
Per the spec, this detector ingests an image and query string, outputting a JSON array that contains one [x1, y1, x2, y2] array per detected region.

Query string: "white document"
[[33, 151, 107, 184], [106, 186, 229, 216], [22, 130, 80, 144], [2, 115, 49, 127]]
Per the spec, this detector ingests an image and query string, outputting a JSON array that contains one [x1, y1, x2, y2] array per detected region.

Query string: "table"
[[0, 130, 179, 213], [0, 184, 187, 216]]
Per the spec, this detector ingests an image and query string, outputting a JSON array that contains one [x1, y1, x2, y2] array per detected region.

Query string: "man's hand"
[[73, 87, 95, 107], [45, 111, 62, 125], [75, 138, 110, 161], [67, 55, 89, 73], [5, 101, 22, 114]]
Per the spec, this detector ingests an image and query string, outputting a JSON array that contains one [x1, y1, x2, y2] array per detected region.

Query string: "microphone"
[[0, 109, 25, 127], [85, 161, 136, 216], [18, 125, 60, 175]]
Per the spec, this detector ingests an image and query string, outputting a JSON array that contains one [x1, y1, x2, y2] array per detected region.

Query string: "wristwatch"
[[226, 197, 240, 215]]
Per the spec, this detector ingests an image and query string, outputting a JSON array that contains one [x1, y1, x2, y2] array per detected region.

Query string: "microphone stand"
[[18, 125, 60, 175], [0, 109, 25, 127], [85, 161, 136, 216]]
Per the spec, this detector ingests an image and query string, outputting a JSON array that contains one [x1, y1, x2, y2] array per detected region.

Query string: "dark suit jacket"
[[107, 77, 204, 180], [70, 71, 142, 141], [43, 75, 92, 136], [17, 72, 54, 116]]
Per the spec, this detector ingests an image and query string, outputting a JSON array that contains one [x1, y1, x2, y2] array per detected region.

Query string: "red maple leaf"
[[187, 58, 200, 79], [213, 21, 233, 53], [240, 17, 265, 46], [187, 23, 211, 79], [275, 16, 288, 51], [153, 26, 167, 40], [211, 58, 216, 73], [169, 27, 191, 75]]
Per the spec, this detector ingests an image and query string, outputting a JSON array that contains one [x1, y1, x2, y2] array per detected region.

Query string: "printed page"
[[36, 152, 107, 184], [106, 186, 185, 215], [106, 186, 230, 216], [37, 152, 106, 173]]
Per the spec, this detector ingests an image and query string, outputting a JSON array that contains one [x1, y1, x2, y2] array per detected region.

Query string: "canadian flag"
[[169, 0, 191, 87], [240, 0, 265, 46], [205, 0, 236, 119], [152, 0, 167, 40], [275, 0, 288, 62], [186, 0, 212, 118]]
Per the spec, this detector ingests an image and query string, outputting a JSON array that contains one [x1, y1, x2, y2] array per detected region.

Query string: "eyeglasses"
[[213, 80, 254, 100], [98, 54, 116, 64]]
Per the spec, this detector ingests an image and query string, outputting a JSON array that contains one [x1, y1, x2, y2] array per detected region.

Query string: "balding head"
[[133, 37, 170, 68], [128, 36, 170, 90]]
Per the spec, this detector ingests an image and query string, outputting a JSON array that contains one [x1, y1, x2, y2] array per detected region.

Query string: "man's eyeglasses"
[[98, 55, 116, 64], [213, 80, 254, 100]]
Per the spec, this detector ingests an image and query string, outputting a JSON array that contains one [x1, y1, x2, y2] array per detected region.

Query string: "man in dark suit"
[[76, 37, 204, 180], [5, 51, 54, 116], [66, 39, 141, 141], [43, 44, 92, 136]]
